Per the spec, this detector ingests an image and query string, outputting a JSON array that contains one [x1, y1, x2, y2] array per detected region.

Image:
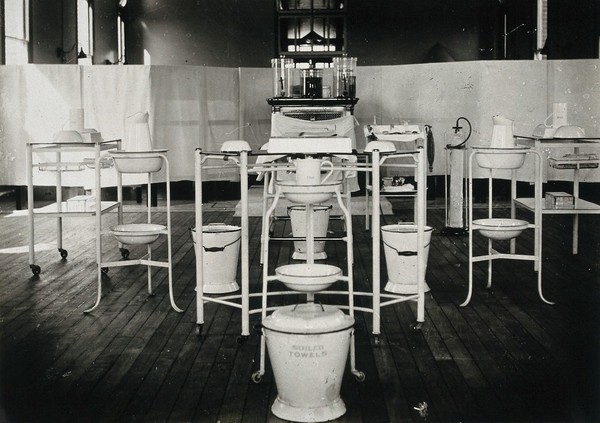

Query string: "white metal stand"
[[87, 152, 182, 313], [252, 174, 364, 383], [515, 135, 600, 255], [462, 147, 552, 306], [363, 125, 427, 231], [194, 148, 251, 337], [194, 145, 428, 341], [26, 139, 121, 277], [367, 147, 428, 335]]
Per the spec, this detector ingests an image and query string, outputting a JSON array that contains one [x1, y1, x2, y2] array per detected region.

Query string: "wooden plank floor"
[[0, 199, 599, 422]]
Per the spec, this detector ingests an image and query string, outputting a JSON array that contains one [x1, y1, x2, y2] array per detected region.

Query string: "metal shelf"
[[516, 135, 600, 254], [26, 139, 122, 280], [32, 201, 120, 216], [514, 197, 600, 214]]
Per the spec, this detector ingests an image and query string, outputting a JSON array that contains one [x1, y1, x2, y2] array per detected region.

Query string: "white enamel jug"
[[491, 115, 515, 148], [124, 112, 153, 151]]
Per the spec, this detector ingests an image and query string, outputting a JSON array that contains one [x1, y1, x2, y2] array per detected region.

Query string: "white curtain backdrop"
[[1, 61, 598, 187]]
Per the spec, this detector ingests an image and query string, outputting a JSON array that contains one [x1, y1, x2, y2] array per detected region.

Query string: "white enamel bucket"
[[381, 224, 433, 294], [191, 224, 241, 294], [288, 205, 331, 260]]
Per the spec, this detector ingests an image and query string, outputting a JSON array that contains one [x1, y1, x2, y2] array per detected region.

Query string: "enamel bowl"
[[275, 264, 342, 293], [473, 147, 528, 169], [276, 180, 341, 204], [110, 223, 166, 245], [53, 130, 84, 143], [472, 218, 529, 241], [110, 149, 167, 173], [554, 125, 586, 139]]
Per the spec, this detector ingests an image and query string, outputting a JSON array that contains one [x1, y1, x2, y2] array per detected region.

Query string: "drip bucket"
[[191, 224, 241, 293], [288, 205, 331, 260], [381, 224, 433, 294], [262, 303, 354, 422]]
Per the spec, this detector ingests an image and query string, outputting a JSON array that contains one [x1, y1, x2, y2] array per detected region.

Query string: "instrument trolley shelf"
[[362, 124, 427, 231], [515, 135, 600, 254], [26, 139, 122, 276]]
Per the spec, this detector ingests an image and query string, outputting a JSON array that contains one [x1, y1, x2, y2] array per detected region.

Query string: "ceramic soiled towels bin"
[[262, 303, 354, 422], [191, 224, 241, 293]]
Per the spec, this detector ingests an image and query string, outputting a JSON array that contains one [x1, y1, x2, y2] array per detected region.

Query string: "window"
[[77, 0, 93, 64], [535, 0, 548, 60], [3, 0, 29, 64], [117, 11, 126, 64], [276, 0, 347, 67]]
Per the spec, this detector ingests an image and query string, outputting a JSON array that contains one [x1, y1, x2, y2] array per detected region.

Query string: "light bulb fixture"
[[57, 44, 88, 63]]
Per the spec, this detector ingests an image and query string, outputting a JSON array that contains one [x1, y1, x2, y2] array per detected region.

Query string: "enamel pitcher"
[[491, 115, 515, 148]]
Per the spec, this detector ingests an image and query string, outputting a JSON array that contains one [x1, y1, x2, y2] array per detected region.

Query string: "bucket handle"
[[202, 237, 241, 253], [382, 240, 431, 256], [189, 226, 241, 252]]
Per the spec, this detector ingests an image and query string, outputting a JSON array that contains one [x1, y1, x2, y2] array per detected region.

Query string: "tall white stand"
[[462, 147, 552, 306], [368, 146, 427, 336], [88, 151, 182, 314]]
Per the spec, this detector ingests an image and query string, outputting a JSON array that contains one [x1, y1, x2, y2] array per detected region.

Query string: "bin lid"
[[262, 304, 354, 334], [381, 224, 433, 233]]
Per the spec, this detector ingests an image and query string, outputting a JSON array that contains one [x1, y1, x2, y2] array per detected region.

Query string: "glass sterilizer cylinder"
[[271, 57, 294, 98], [301, 68, 323, 98], [333, 56, 357, 98]]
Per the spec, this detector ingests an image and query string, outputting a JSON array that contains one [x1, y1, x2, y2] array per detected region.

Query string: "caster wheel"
[[373, 335, 381, 346], [411, 322, 423, 331], [354, 371, 366, 382], [251, 371, 263, 384], [237, 335, 249, 344], [101, 267, 109, 275], [30, 264, 41, 275], [59, 248, 68, 259], [120, 248, 130, 259], [196, 325, 203, 336]]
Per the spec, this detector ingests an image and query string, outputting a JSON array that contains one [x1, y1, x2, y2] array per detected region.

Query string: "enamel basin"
[[473, 147, 528, 169], [472, 218, 529, 241], [275, 264, 342, 292], [111, 223, 166, 245]]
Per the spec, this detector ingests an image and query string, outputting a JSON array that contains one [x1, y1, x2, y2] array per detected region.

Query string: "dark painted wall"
[[123, 0, 275, 66], [24, 0, 600, 66], [30, 0, 66, 64], [30, 0, 112, 65], [545, 0, 600, 59], [347, 0, 504, 65], [93, 0, 119, 64]]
